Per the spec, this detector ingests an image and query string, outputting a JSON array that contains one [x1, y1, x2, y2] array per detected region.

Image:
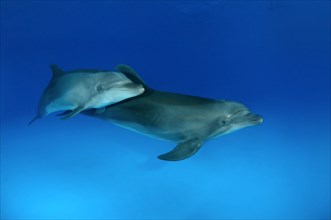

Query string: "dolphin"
[[29, 65, 145, 125], [83, 65, 263, 161]]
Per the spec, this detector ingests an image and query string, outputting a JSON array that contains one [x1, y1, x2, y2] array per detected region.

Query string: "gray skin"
[[83, 65, 263, 161], [29, 65, 145, 125]]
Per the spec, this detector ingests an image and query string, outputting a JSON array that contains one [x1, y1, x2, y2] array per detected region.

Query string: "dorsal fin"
[[50, 64, 65, 78], [116, 64, 147, 87]]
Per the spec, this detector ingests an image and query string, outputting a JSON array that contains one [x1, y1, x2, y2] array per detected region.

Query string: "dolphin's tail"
[[28, 115, 39, 126]]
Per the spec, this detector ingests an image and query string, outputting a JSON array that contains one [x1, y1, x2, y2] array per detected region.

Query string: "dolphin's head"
[[91, 72, 145, 108], [211, 100, 263, 138]]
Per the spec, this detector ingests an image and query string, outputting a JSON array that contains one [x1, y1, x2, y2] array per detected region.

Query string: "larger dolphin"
[[84, 65, 263, 161]]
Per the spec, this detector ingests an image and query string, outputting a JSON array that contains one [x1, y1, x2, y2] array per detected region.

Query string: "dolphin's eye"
[[96, 84, 108, 92], [221, 118, 230, 125]]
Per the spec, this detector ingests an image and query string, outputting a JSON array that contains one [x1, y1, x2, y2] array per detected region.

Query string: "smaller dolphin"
[[29, 65, 145, 125]]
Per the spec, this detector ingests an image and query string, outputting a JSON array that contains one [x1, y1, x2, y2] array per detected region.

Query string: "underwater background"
[[1, 1, 330, 219]]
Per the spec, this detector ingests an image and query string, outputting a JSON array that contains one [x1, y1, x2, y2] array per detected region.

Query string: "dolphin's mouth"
[[231, 111, 263, 126], [251, 115, 263, 125], [117, 84, 145, 93], [241, 113, 263, 125]]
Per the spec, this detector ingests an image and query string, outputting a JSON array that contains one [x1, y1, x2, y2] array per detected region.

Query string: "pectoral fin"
[[157, 139, 203, 161], [60, 106, 86, 120]]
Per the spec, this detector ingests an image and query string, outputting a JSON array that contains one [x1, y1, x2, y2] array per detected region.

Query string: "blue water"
[[1, 1, 330, 219]]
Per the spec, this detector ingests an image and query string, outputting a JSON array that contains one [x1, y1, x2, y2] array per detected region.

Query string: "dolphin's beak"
[[122, 83, 145, 93], [246, 113, 263, 125]]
